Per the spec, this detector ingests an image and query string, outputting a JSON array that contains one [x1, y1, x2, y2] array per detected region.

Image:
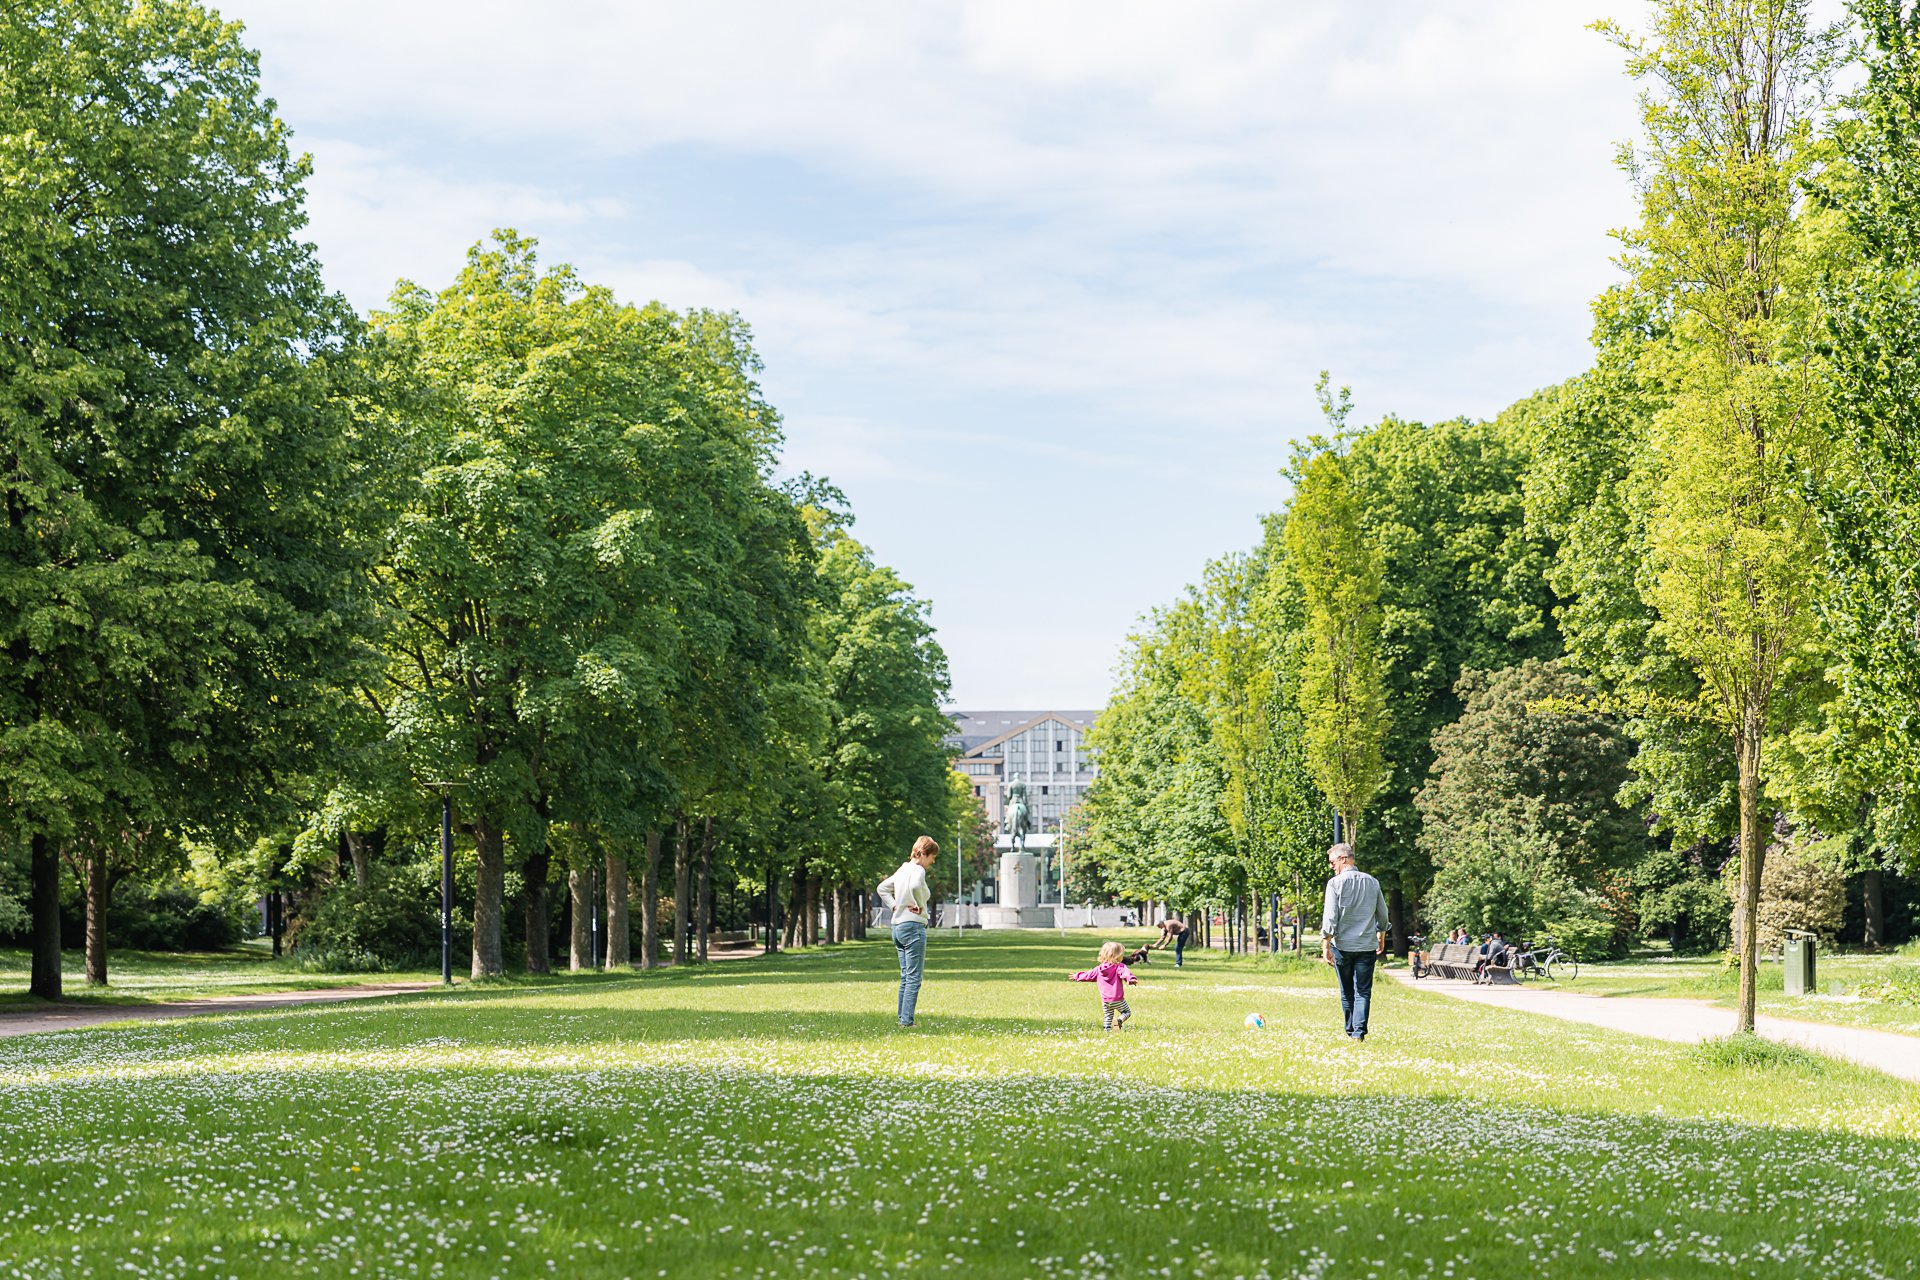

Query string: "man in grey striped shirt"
[[1319, 842, 1389, 1041]]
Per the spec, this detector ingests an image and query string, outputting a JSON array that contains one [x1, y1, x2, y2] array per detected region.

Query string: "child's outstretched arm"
[[1117, 963, 1137, 984], [1068, 969, 1097, 982]]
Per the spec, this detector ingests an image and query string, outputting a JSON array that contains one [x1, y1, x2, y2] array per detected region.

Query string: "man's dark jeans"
[[1334, 948, 1378, 1038]]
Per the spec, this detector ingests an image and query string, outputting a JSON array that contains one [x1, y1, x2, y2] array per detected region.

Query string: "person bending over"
[[1151, 915, 1191, 967]]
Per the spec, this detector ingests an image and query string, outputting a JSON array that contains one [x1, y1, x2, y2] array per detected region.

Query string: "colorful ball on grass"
[[1243, 1012, 1265, 1030]]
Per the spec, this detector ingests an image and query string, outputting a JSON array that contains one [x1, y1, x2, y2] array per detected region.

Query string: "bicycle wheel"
[[1547, 956, 1579, 981]]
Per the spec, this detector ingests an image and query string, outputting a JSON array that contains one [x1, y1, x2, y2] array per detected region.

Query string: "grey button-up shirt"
[[1320, 866, 1390, 953]]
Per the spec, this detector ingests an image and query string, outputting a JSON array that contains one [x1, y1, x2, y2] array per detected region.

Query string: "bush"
[[1724, 832, 1846, 950], [0, 884, 27, 943], [108, 880, 243, 951], [1425, 841, 1633, 959], [293, 867, 448, 971], [1638, 873, 1731, 953]]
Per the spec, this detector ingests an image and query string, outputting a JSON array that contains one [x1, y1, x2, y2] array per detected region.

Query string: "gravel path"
[[0, 982, 441, 1040], [1391, 969, 1920, 1083]]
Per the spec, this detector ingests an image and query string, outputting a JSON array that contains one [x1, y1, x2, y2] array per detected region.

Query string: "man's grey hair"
[[1328, 842, 1355, 863]]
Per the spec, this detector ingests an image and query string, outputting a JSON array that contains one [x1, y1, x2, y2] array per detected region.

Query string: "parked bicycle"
[[1407, 932, 1429, 979], [1514, 936, 1578, 982]]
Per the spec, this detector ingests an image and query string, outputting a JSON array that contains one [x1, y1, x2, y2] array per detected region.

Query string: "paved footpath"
[[1390, 970, 1920, 1084], [0, 982, 441, 1040]]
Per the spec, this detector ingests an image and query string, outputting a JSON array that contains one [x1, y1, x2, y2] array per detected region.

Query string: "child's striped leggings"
[[1102, 998, 1131, 1030]]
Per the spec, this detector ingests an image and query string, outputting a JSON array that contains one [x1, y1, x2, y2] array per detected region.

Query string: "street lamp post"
[[955, 817, 963, 929], [439, 793, 453, 985]]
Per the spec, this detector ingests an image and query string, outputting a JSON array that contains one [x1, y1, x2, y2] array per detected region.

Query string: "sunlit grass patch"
[[1690, 1032, 1827, 1073], [1, 932, 1917, 1279]]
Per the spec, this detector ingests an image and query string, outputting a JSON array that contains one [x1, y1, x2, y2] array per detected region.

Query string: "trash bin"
[[1783, 930, 1816, 997]]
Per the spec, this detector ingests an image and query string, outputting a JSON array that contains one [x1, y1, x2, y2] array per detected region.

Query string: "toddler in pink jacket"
[[1069, 941, 1139, 1030]]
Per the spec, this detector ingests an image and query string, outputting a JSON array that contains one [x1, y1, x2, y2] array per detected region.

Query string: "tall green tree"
[[810, 529, 954, 926], [1083, 617, 1237, 913], [1332, 404, 1562, 945], [1419, 661, 1648, 955], [1284, 446, 1388, 844], [1245, 515, 1336, 940], [1809, 0, 1920, 873], [0, 0, 368, 995], [1600, 0, 1838, 1030], [367, 235, 735, 978]]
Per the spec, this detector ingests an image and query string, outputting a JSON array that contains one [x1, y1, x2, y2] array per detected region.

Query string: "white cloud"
[[299, 140, 627, 306], [229, 1, 1659, 704]]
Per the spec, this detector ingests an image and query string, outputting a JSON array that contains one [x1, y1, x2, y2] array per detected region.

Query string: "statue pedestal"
[[979, 905, 1056, 930], [979, 851, 1054, 929]]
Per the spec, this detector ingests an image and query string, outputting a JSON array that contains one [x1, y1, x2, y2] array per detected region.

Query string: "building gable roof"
[[950, 710, 1099, 758]]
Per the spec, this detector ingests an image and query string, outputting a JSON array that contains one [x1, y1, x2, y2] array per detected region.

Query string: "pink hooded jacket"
[[1070, 961, 1137, 1002]]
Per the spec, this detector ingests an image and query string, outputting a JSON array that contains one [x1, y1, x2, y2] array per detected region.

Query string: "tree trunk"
[[1734, 709, 1765, 1034], [857, 889, 869, 939], [523, 845, 552, 975], [569, 863, 591, 971], [762, 866, 778, 953], [696, 817, 713, 963], [345, 831, 370, 889], [786, 875, 799, 946], [84, 843, 108, 987], [270, 891, 283, 958], [1388, 882, 1406, 957], [606, 844, 630, 968], [804, 876, 821, 947], [1863, 867, 1885, 948], [672, 817, 691, 966], [824, 879, 839, 943], [638, 829, 661, 970], [471, 818, 506, 979]]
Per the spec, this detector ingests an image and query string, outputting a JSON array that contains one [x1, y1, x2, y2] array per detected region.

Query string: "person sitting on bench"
[[1476, 934, 1512, 982]]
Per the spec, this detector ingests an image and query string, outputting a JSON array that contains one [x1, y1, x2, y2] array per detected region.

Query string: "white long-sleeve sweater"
[[876, 860, 930, 927]]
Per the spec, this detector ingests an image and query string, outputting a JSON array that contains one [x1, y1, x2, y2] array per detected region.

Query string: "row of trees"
[[1077, 0, 1920, 1031], [1, 0, 966, 996]]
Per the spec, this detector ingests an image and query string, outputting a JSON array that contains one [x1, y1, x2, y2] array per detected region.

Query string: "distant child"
[[1069, 941, 1139, 1030]]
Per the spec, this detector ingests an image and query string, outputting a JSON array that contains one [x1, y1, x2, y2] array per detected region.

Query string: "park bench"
[[1423, 942, 1516, 984], [1423, 943, 1476, 979]]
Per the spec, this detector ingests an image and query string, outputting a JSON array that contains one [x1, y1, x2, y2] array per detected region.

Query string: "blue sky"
[[229, 1, 1643, 708]]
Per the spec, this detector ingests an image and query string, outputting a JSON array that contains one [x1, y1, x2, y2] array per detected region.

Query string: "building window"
[[974, 785, 982, 797], [1056, 740, 1064, 751]]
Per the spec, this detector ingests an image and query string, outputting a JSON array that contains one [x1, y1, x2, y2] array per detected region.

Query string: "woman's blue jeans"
[[892, 920, 927, 1025]]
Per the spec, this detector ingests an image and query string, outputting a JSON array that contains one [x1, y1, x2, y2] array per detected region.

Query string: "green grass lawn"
[[0, 943, 439, 1010], [1540, 944, 1920, 1036], [2, 931, 1917, 1279]]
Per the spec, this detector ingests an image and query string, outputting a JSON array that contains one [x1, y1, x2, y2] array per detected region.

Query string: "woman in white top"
[[877, 836, 939, 1028]]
